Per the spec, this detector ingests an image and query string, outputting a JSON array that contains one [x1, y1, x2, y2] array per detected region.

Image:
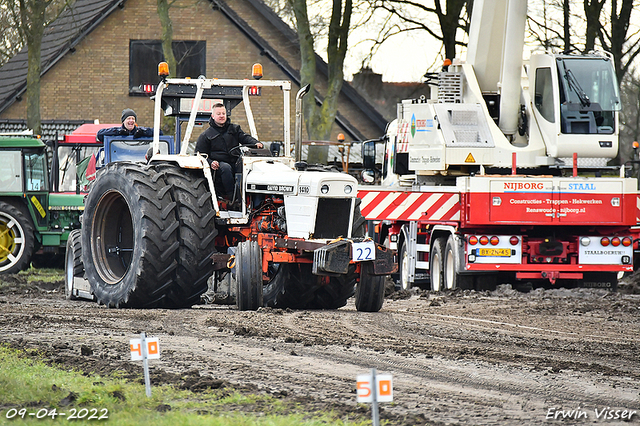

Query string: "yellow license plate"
[[477, 248, 511, 257]]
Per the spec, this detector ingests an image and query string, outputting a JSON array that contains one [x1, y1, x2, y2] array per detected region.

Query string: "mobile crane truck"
[[69, 63, 394, 311], [359, 0, 635, 292]]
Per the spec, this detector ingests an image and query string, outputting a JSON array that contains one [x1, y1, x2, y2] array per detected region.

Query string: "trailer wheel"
[[235, 240, 263, 311], [65, 229, 83, 300], [444, 236, 473, 290], [82, 162, 179, 308], [398, 243, 412, 290], [155, 164, 218, 308], [355, 262, 385, 312], [429, 237, 446, 291], [308, 271, 356, 309], [265, 265, 356, 310], [263, 263, 319, 309], [0, 201, 35, 274]]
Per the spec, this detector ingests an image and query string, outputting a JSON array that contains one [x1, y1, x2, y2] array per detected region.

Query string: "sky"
[[303, 0, 438, 83], [344, 29, 436, 82]]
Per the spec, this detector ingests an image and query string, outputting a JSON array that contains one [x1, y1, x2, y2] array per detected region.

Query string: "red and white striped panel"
[[637, 194, 640, 223], [358, 190, 460, 221], [397, 122, 410, 152]]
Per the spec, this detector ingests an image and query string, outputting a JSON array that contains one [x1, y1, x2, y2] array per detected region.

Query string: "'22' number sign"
[[352, 241, 375, 262]]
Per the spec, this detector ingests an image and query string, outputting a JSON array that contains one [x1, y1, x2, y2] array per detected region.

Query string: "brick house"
[[0, 0, 387, 160]]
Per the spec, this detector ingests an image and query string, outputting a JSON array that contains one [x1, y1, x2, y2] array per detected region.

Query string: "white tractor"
[[68, 63, 395, 311]]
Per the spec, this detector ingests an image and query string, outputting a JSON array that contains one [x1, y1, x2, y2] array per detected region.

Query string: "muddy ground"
[[1, 274, 639, 425]]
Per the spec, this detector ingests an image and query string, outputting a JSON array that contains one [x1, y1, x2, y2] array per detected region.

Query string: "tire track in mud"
[[1, 286, 640, 425]]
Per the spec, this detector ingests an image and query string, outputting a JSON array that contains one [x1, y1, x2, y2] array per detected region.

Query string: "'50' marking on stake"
[[356, 374, 393, 402]]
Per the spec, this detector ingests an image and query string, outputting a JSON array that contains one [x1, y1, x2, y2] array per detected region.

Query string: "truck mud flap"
[[313, 240, 351, 276]]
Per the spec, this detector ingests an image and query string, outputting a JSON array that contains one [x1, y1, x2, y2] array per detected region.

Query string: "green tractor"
[[0, 135, 85, 274]]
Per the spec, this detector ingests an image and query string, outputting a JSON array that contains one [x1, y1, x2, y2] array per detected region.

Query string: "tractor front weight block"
[[313, 240, 351, 276]]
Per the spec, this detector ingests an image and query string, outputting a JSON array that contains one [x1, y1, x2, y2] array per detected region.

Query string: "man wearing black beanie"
[[96, 108, 157, 142]]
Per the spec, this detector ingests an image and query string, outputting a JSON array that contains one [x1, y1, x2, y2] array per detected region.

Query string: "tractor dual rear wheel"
[[155, 164, 218, 308], [83, 162, 220, 308], [82, 162, 180, 308]]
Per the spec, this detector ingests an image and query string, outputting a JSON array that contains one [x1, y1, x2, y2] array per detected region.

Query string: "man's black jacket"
[[195, 117, 259, 165], [96, 124, 155, 142]]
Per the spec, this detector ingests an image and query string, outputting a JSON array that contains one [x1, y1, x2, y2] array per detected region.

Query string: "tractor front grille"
[[314, 198, 352, 239]]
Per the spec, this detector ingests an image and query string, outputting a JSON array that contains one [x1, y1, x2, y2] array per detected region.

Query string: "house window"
[[129, 40, 206, 95]]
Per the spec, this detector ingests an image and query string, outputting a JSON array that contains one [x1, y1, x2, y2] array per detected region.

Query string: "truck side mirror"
[[362, 140, 376, 170]]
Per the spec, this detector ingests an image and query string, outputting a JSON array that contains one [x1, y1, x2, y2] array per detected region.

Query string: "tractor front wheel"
[[235, 240, 263, 311], [355, 262, 385, 312]]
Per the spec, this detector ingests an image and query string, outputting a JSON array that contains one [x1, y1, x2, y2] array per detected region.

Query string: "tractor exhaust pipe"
[[295, 85, 310, 163]]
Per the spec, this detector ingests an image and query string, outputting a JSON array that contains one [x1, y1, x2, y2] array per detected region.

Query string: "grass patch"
[[18, 267, 64, 283], [0, 345, 370, 425]]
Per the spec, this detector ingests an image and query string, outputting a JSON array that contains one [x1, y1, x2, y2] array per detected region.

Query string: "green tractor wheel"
[[0, 201, 35, 274]]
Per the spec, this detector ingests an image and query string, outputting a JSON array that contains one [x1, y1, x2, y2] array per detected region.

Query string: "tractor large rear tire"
[[0, 201, 35, 274], [235, 240, 263, 311], [82, 162, 179, 308], [65, 229, 83, 300], [355, 262, 385, 312], [155, 164, 218, 308]]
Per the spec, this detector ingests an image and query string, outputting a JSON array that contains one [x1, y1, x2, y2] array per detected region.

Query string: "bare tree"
[[6, 0, 69, 134], [364, 0, 470, 68], [619, 70, 640, 172], [599, 0, 640, 82], [528, 0, 581, 53], [584, 0, 606, 53], [290, 0, 353, 140], [0, 3, 22, 66], [157, 0, 177, 77]]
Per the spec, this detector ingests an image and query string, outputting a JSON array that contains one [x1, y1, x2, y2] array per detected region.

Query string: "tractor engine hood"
[[245, 160, 358, 240], [245, 161, 358, 198]]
